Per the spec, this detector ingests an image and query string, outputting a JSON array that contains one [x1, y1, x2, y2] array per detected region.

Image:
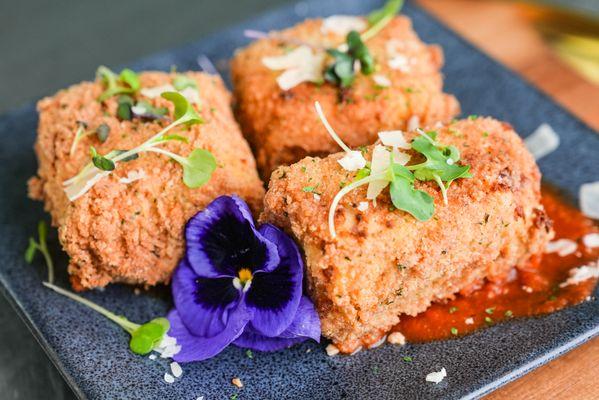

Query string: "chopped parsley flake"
[[449, 306, 458, 314], [403, 356, 412, 362], [485, 307, 495, 315], [246, 349, 254, 359], [485, 316, 493, 324], [450, 327, 458, 336], [504, 310, 513, 318]]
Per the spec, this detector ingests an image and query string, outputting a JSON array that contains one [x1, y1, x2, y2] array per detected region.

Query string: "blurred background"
[[0, 0, 597, 399]]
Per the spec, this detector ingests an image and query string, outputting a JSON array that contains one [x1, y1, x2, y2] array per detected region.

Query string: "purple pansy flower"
[[167, 195, 320, 362]]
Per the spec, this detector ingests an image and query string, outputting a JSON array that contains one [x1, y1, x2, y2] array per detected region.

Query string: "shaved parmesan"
[[141, 84, 175, 98], [119, 169, 146, 184], [373, 74, 391, 87], [389, 54, 410, 72], [545, 239, 578, 257], [580, 181, 599, 219], [367, 145, 392, 200], [262, 46, 325, 90], [338, 150, 367, 171], [321, 15, 366, 36], [426, 367, 447, 384], [140, 84, 201, 105], [325, 344, 340, 356], [559, 262, 599, 288], [392, 148, 411, 165], [582, 233, 599, 249], [407, 115, 420, 131], [378, 130, 410, 149], [524, 123, 560, 160], [357, 201, 369, 212]]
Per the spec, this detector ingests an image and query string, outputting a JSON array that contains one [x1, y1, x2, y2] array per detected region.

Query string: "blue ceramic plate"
[[1, 1, 598, 399]]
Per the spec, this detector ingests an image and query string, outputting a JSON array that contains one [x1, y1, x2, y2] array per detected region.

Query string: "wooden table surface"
[[417, 1, 599, 399]]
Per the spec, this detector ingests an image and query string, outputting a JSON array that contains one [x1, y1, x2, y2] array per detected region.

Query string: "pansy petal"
[[232, 327, 308, 352], [233, 297, 320, 351], [245, 224, 303, 337], [172, 258, 242, 337], [277, 296, 321, 341], [167, 308, 251, 363], [185, 196, 280, 278]]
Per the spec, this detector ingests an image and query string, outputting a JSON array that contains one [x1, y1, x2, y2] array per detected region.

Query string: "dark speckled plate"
[[1, 1, 598, 399]]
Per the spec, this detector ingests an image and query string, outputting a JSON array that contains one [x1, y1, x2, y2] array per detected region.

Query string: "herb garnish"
[[117, 95, 134, 120], [97, 66, 140, 102], [449, 306, 458, 314], [173, 74, 198, 91], [90, 146, 116, 171], [403, 356, 412, 362], [314, 102, 471, 238], [96, 123, 110, 143], [246, 349, 254, 359], [63, 92, 215, 201], [25, 221, 54, 283], [450, 327, 458, 336], [131, 100, 168, 120], [69, 121, 89, 156], [325, 31, 374, 88], [362, 0, 404, 41], [43, 282, 169, 355]]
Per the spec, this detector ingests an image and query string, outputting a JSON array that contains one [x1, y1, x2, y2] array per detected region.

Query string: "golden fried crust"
[[231, 17, 460, 178], [29, 72, 264, 290], [260, 118, 553, 351]]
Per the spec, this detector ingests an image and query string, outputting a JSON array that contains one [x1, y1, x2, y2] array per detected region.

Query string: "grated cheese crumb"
[[545, 239, 578, 257], [326, 344, 340, 356], [164, 373, 175, 384], [580, 181, 599, 219], [524, 123, 560, 160], [231, 377, 244, 388], [407, 115, 420, 131], [522, 285, 533, 293], [426, 367, 447, 384], [321, 15, 366, 36], [387, 331, 406, 345], [313, 193, 321, 201], [582, 233, 599, 249], [338, 150, 367, 171], [373, 74, 391, 87], [170, 361, 183, 378], [119, 169, 146, 184], [357, 201, 369, 212], [559, 262, 599, 288], [149, 354, 157, 360], [465, 317, 474, 325]]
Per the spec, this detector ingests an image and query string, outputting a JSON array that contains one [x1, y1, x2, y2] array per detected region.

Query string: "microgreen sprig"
[[362, 0, 404, 41], [314, 102, 470, 238], [25, 221, 54, 284], [97, 66, 140, 102], [43, 282, 169, 355], [69, 121, 90, 156], [63, 92, 215, 201], [325, 31, 374, 88]]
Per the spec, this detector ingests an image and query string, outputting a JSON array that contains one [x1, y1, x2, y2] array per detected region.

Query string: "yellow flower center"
[[237, 268, 253, 285]]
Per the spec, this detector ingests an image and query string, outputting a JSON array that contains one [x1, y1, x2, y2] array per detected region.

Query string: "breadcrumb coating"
[[231, 16, 460, 178], [261, 118, 553, 352], [29, 71, 264, 290]]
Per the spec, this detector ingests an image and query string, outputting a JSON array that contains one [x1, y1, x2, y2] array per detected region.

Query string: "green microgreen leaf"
[[324, 31, 374, 88], [363, 0, 404, 41], [389, 164, 434, 221], [24, 221, 54, 283], [161, 91, 203, 126], [96, 66, 140, 102], [173, 74, 198, 91], [96, 123, 110, 143], [181, 149, 217, 188], [116, 95, 134, 121], [130, 317, 170, 355], [354, 165, 371, 181], [90, 146, 116, 171]]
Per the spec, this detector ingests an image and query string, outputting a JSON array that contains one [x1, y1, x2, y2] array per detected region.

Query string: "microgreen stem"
[[433, 173, 448, 205], [361, 15, 392, 42], [314, 101, 351, 153], [416, 128, 437, 145], [329, 173, 387, 238], [43, 282, 140, 334], [144, 146, 187, 166], [69, 124, 89, 156]]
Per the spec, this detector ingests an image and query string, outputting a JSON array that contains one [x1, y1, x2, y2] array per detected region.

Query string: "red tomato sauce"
[[395, 187, 599, 342]]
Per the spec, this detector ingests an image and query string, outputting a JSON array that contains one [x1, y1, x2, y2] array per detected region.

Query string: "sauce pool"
[[394, 187, 599, 342]]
